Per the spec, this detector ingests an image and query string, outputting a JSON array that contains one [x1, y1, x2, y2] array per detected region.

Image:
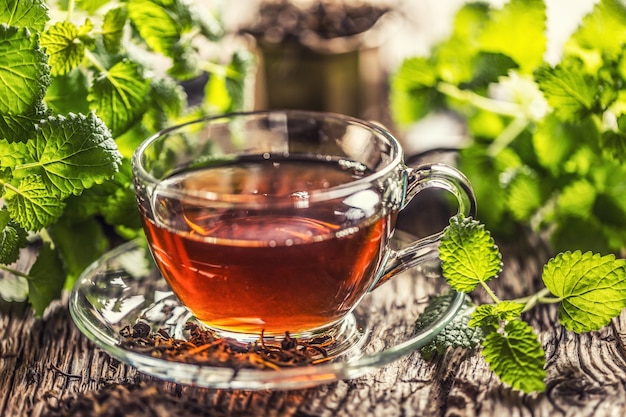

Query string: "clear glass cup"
[[132, 110, 476, 348]]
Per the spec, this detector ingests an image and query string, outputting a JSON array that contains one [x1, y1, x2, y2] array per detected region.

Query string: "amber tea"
[[142, 158, 393, 335]]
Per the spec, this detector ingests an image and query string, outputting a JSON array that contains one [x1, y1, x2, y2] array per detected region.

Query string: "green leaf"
[[457, 146, 512, 234], [122, 78, 185, 155], [102, 6, 127, 54], [567, 0, 626, 60], [45, 70, 90, 115], [0, 208, 29, 265], [434, 3, 489, 85], [439, 215, 503, 292], [542, 251, 626, 332], [127, 0, 188, 56], [167, 40, 199, 80], [478, 0, 546, 74], [535, 64, 597, 123], [482, 320, 546, 393], [466, 52, 518, 89], [151, 77, 186, 120], [4, 113, 121, 197], [469, 301, 525, 331], [76, 0, 110, 14], [557, 180, 596, 219], [550, 217, 610, 254], [0, 25, 50, 115], [506, 172, 543, 222], [204, 72, 231, 113], [415, 291, 483, 359], [592, 193, 626, 229], [27, 242, 66, 316], [390, 57, 440, 126], [64, 159, 141, 230], [601, 114, 626, 161], [89, 60, 150, 136], [0, 112, 42, 144], [5, 175, 65, 231], [49, 215, 108, 289], [1, 0, 49, 31], [532, 114, 577, 175], [40, 21, 85, 76], [224, 50, 253, 112]]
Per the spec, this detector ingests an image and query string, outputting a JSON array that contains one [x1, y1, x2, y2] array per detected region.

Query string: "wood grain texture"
[[2, 235, 626, 416]]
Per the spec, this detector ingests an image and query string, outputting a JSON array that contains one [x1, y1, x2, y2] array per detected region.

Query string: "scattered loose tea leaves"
[[44, 381, 239, 417], [119, 322, 335, 371]]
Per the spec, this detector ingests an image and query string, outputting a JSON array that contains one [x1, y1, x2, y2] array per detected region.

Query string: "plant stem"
[[487, 115, 529, 157], [0, 264, 31, 280], [84, 49, 108, 75], [480, 281, 501, 304], [514, 287, 559, 313], [0, 178, 19, 194], [202, 61, 240, 79], [12, 161, 42, 171], [437, 82, 522, 117], [67, 0, 76, 21]]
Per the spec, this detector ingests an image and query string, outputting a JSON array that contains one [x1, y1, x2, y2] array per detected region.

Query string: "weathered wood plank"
[[2, 234, 626, 416]]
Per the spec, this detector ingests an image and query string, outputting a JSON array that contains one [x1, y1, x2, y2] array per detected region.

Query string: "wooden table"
[[2, 218, 626, 417]]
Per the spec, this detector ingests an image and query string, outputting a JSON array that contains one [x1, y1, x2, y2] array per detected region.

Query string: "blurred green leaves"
[[391, 0, 626, 254], [0, 0, 251, 314]]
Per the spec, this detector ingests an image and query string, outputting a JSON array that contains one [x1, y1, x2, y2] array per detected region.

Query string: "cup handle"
[[373, 163, 477, 289]]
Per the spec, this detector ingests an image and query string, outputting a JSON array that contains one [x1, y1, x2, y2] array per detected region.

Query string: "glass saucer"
[[69, 232, 464, 390]]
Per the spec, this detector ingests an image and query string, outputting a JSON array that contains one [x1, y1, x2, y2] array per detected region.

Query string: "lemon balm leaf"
[[40, 21, 85, 76], [0, 25, 50, 115], [469, 301, 525, 331], [0, 209, 29, 265], [75, 0, 111, 14], [127, 0, 185, 56], [89, 60, 150, 137], [102, 6, 127, 54], [601, 114, 626, 161], [556, 179, 596, 218], [390, 57, 440, 125], [415, 291, 483, 359], [10, 113, 121, 197], [567, 0, 626, 60], [535, 65, 597, 123], [542, 251, 626, 333], [506, 172, 544, 222], [439, 215, 503, 292], [5, 175, 65, 231], [482, 320, 546, 393], [0, 112, 42, 144], [2, 0, 49, 31], [28, 242, 66, 316], [45, 69, 90, 116], [478, 0, 546, 74]]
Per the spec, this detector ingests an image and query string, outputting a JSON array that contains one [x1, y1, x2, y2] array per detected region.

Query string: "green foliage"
[[415, 291, 483, 359], [27, 242, 66, 315], [391, 0, 626, 254], [416, 214, 626, 394], [0, 0, 251, 314]]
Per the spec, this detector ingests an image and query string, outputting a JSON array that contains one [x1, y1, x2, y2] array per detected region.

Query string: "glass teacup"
[[132, 110, 476, 344]]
